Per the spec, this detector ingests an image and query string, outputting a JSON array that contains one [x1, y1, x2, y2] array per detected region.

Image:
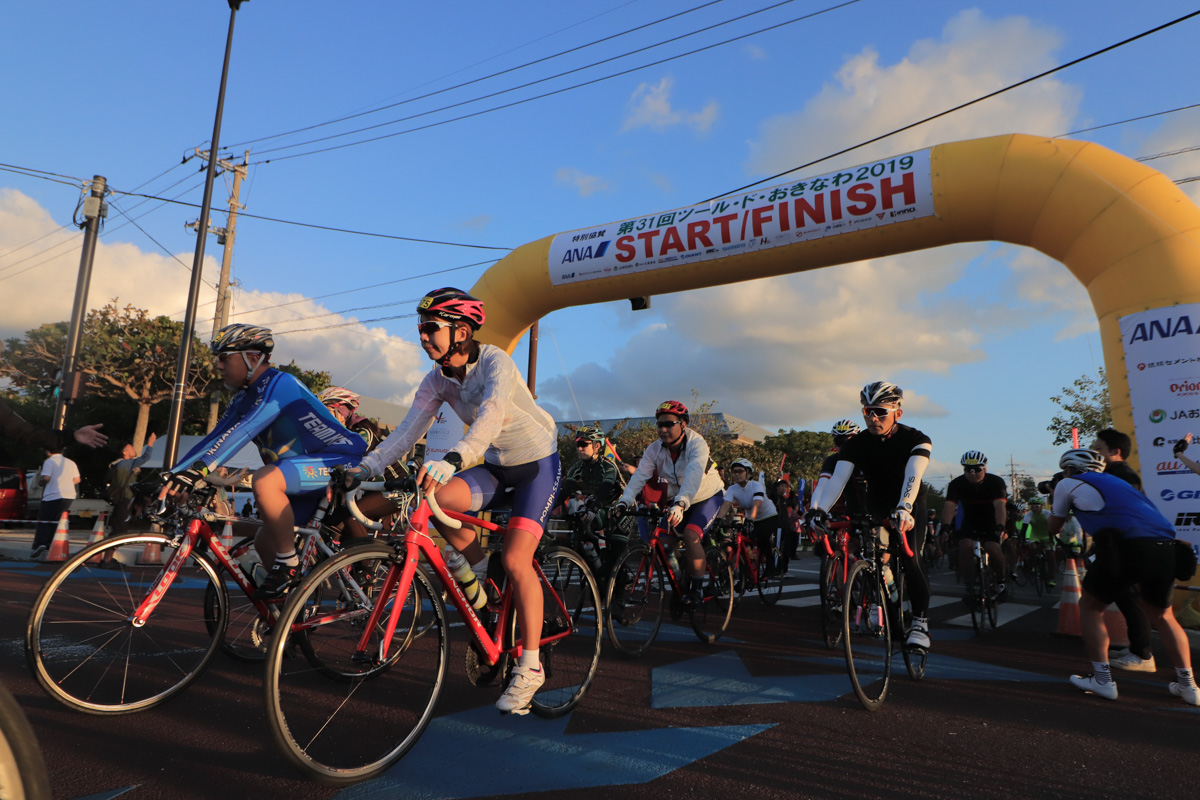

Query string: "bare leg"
[[252, 466, 293, 569]]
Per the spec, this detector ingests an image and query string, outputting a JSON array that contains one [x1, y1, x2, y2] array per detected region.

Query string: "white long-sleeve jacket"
[[360, 344, 556, 476], [619, 428, 724, 510]]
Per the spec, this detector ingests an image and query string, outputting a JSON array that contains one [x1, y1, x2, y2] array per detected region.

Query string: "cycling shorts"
[[681, 491, 726, 537], [460, 453, 561, 540], [1082, 536, 1177, 608], [265, 455, 350, 527]]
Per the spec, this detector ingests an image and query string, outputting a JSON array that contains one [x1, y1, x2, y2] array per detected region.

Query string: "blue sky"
[[3, 1, 1200, 488]]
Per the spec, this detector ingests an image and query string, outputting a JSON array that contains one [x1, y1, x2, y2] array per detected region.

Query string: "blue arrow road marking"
[[333, 704, 772, 800], [653, 651, 855, 708]]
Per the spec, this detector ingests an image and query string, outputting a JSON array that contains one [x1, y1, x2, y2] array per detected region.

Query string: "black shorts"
[[1081, 536, 1176, 608]]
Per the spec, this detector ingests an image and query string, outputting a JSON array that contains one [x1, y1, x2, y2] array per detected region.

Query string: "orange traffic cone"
[[46, 512, 72, 562], [1055, 557, 1082, 637], [86, 513, 108, 564], [218, 520, 234, 555]]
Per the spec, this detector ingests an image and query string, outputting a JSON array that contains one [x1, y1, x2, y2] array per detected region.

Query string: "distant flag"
[[603, 438, 621, 464]]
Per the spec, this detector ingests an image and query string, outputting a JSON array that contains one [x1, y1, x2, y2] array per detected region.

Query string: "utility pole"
[[53, 176, 108, 431], [526, 320, 539, 397], [162, 1, 244, 472], [187, 149, 248, 431], [1010, 454, 1018, 498]]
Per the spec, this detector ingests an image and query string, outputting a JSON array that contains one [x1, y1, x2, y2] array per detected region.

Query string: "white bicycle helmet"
[[1059, 448, 1106, 473], [860, 381, 903, 407], [961, 451, 988, 467]]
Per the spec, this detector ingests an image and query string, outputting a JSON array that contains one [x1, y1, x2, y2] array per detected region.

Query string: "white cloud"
[[1130, 106, 1200, 208], [746, 9, 1079, 174], [0, 189, 428, 407], [539, 10, 1092, 433], [621, 76, 718, 134], [555, 167, 610, 197]]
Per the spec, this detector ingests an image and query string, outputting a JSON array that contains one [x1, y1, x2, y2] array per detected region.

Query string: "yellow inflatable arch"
[[469, 133, 1200, 532]]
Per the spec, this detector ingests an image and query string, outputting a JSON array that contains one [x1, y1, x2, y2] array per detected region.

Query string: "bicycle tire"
[[0, 683, 51, 800], [896, 566, 926, 681], [205, 535, 271, 663], [842, 558, 891, 710], [529, 547, 602, 717], [692, 547, 735, 644], [819, 552, 845, 649], [969, 558, 984, 634], [605, 544, 665, 657], [25, 533, 227, 715], [986, 571, 999, 629], [756, 546, 784, 606], [731, 547, 748, 605], [265, 544, 447, 785]]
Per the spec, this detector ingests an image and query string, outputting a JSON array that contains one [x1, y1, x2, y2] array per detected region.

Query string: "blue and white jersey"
[[171, 368, 366, 472]]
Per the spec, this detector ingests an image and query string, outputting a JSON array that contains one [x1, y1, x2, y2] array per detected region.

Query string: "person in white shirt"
[[718, 458, 783, 575], [616, 400, 726, 605], [31, 446, 81, 558]]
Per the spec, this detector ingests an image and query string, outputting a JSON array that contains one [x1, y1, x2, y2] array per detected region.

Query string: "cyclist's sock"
[[1092, 662, 1114, 685], [470, 556, 488, 583], [276, 550, 300, 567], [519, 648, 540, 670], [1176, 667, 1196, 687]]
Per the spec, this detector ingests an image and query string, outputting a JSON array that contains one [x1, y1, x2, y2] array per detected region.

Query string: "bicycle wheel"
[[1033, 558, 1046, 597], [731, 548, 748, 605], [0, 683, 51, 800], [972, 560, 989, 634], [265, 544, 447, 785], [529, 546, 602, 717], [692, 547, 735, 644], [842, 559, 891, 710], [756, 547, 784, 606], [205, 535, 272, 663], [605, 544, 665, 657], [986, 569, 999, 629], [896, 567, 926, 681], [819, 552, 845, 649], [25, 533, 227, 714]]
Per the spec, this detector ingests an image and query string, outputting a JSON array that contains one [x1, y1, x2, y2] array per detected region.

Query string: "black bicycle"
[[833, 513, 926, 711]]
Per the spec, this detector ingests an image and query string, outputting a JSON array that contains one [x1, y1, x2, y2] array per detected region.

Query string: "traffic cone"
[[86, 513, 108, 564], [46, 512, 72, 562], [138, 522, 163, 565], [1055, 557, 1082, 636], [218, 520, 234, 555]]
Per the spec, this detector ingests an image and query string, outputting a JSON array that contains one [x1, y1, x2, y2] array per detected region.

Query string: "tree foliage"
[[277, 360, 331, 395], [1, 301, 217, 455], [1047, 368, 1111, 446]]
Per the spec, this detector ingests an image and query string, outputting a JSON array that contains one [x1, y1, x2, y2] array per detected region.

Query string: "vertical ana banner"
[[1120, 303, 1200, 548], [424, 402, 465, 463]]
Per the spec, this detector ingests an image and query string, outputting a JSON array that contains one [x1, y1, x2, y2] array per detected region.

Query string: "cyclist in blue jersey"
[[162, 324, 366, 598], [1051, 448, 1198, 706]]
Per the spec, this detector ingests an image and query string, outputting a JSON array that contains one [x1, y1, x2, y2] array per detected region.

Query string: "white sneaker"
[[906, 615, 931, 651], [1070, 673, 1118, 700], [1169, 681, 1200, 707], [496, 663, 545, 715], [1111, 652, 1156, 673]]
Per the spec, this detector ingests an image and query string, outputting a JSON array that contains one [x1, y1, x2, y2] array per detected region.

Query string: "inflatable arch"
[[469, 133, 1200, 536]]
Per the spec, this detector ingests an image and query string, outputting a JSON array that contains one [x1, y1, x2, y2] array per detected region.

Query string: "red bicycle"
[[711, 517, 784, 606], [813, 516, 864, 649], [262, 477, 603, 785], [604, 505, 735, 657], [24, 480, 393, 714]]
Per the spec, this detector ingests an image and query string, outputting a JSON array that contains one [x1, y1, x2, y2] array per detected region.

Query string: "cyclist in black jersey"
[[811, 419, 868, 519], [942, 450, 1009, 599], [806, 382, 933, 651]]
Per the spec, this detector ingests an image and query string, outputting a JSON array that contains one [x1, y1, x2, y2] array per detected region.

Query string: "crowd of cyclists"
[[59, 284, 1200, 720]]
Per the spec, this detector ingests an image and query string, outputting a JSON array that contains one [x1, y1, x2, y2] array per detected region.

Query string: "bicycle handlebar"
[[343, 476, 460, 532]]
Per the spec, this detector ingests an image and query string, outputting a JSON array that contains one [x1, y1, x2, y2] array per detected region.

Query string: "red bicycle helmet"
[[655, 400, 689, 423], [417, 287, 486, 330]]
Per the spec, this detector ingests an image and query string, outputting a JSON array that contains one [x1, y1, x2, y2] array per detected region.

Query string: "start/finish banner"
[[547, 149, 935, 286], [1120, 303, 1200, 548]]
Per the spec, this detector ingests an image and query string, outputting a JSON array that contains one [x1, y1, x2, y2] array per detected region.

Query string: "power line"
[[0, 162, 85, 188], [251, 0, 861, 163], [1061, 101, 1200, 137], [704, 8, 1200, 201], [226, 0, 732, 150], [107, 200, 219, 289], [108, 187, 512, 250], [1138, 144, 1200, 162]]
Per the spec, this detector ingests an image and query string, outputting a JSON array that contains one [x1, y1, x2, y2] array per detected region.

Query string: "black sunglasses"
[[575, 439, 592, 447], [964, 466, 984, 473], [656, 420, 682, 429]]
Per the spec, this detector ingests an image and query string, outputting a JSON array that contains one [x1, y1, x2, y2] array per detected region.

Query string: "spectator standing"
[[31, 446, 80, 558], [106, 434, 155, 537]]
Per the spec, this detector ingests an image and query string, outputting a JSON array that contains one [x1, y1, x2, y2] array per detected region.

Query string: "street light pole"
[[161, 1, 245, 471]]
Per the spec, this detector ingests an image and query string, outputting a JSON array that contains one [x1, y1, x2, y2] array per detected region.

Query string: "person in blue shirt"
[[1049, 448, 1197, 706], [162, 324, 365, 598]]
